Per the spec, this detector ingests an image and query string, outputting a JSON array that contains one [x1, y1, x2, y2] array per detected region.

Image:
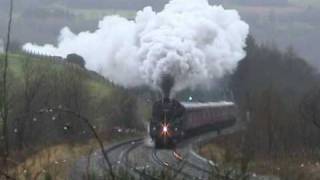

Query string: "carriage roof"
[[181, 101, 235, 109]]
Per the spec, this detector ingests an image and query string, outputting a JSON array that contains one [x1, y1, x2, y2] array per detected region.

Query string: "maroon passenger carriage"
[[182, 101, 237, 136]]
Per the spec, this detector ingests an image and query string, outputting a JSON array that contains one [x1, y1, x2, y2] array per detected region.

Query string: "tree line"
[[231, 36, 320, 156]]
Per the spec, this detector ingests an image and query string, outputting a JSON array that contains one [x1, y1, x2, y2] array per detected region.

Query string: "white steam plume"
[[23, 0, 249, 92]]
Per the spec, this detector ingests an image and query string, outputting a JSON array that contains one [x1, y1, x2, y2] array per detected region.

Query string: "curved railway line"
[[151, 149, 207, 180], [71, 137, 213, 180], [120, 140, 159, 180], [103, 138, 213, 180], [106, 138, 209, 180], [70, 122, 266, 180]]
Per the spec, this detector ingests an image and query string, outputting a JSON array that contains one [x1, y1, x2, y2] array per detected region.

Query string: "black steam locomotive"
[[149, 98, 237, 149]]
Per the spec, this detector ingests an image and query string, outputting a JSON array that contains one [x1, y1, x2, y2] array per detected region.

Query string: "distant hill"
[[67, 0, 289, 9], [1, 0, 320, 69], [2, 0, 319, 12], [233, 0, 289, 6]]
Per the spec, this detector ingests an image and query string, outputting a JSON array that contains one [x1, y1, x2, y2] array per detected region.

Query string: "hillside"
[[0, 52, 147, 152], [2, 53, 113, 97], [0, 52, 150, 179]]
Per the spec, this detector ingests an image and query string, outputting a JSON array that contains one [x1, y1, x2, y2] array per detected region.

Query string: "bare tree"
[[300, 87, 320, 129], [1, 0, 13, 177], [37, 106, 116, 180], [15, 59, 46, 149]]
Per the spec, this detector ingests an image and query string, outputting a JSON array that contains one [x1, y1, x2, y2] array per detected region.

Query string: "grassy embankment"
[[200, 132, 320, 180], [2, 53, 112, 95]]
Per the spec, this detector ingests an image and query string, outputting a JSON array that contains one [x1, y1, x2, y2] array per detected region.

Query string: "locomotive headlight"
[[160, 123, 171, 137], [163, 125, 168, 133]]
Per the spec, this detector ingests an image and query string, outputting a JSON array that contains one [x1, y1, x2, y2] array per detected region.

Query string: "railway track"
[[151, 149, 210, 180], [173, 150, 211, 174], [71, 137, 218, 180], [71, 122, 246, 180], [102, 138, 211, 180], [70, 121, 272, 180], [113, 139, 201, 180], [120, 140, 159, 180], [103, 138, 162, 179], [70, 138, 144, 179]]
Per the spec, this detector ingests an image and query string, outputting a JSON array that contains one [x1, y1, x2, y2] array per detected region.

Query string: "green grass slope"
[[1, 53, 114, 99]]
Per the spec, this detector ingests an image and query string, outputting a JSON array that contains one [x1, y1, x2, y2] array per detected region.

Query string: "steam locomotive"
[[149, 98, 237, 149]]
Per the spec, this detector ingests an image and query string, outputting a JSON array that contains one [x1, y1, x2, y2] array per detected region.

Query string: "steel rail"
[[172, 151, 211, 174], [121, 141, 160, 180], [152, 149, 205, 180]]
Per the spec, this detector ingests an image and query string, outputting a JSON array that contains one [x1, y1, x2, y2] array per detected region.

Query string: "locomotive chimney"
[[160, 74, 174, 100]]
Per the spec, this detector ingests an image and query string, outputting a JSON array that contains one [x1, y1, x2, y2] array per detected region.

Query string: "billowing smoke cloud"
[[23, 0, 249, 93]]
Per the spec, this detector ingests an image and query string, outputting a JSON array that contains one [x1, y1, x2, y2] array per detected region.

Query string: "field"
[[51, 4, 136, 21], [71, 8, 136, 20], [9, 132, 141, 180], [289, 0, 320, 8]]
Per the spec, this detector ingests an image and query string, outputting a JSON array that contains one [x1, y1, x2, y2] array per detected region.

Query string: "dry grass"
[[8, 139, 100, 180], [199, 134, 320, 180], [200, 143, 225, 163], [5, 132, 142, 180]]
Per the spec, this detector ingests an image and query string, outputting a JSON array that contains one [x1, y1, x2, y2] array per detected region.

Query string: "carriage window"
[[191, 111, 197, 123], [188, 112, 192, 123], [212, 109, 216, 117], [216, 108, 220, 116], [221, 107, 226, 116], [204, 109, 208, 121], [206, 109, 210, 119]]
